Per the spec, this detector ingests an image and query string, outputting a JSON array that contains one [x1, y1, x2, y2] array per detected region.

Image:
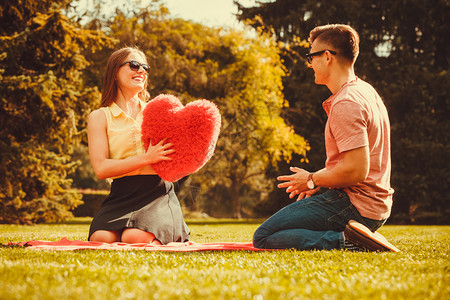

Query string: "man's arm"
[[277, 145, 369, 199], [314, 145, 369, 188]]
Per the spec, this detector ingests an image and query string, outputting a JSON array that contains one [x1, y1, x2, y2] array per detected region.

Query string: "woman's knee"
[[121, 228, 158, 244], [90, 230, 121, 243]]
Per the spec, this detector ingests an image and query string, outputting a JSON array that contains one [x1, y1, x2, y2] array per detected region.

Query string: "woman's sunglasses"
[[119, 60, 151, 74]]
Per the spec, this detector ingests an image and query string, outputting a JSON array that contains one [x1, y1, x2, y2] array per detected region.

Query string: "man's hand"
[[277, 167, 311, 199], [296, 187, 320, 201]]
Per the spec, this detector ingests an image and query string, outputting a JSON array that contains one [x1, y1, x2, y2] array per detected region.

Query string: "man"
[[253, 24, 399, 252]]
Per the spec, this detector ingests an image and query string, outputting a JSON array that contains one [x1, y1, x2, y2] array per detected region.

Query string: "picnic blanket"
[[6, 238, 271, 252]]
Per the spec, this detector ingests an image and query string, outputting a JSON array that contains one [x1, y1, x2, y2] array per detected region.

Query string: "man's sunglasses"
[[305, 50, 337, 64], [119, 60, 151, 74]]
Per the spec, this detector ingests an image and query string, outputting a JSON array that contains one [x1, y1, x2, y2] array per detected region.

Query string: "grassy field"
[[0, 218, 449, 300]]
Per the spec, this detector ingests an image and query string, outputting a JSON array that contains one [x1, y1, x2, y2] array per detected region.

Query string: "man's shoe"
[[344, 220, 400, 252]]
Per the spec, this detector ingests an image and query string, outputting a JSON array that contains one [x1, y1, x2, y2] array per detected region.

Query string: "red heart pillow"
[[141, 94, 221, 182]]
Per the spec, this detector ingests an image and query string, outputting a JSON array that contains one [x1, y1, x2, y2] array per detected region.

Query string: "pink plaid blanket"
[[8, 238, 271, 252]]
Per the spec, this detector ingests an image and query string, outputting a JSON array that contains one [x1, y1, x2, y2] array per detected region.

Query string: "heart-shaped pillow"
[[141, 94, 221, 182]]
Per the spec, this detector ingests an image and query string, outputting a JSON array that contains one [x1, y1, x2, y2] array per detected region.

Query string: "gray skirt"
[[88, 175, 190, 244]]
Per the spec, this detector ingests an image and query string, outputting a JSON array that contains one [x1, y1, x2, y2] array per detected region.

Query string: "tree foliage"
[[79, 3, 308, 218], [236, 0, 450, 222], [0, 0, 113, 223], [5, 0, 445, 223]]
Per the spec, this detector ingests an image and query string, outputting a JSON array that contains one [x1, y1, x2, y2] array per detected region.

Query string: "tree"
[[0, 0, 113, 223], [236, 0, 450, 223], [193, 28, 309, 218], [81, 4, 309, 218]]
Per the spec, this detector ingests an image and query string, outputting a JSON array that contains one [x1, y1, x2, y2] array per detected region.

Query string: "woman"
[[87, 47, 190, 244]]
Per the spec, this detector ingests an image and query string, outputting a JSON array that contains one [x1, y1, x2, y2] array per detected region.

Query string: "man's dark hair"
[[309, 24, 360, 63]]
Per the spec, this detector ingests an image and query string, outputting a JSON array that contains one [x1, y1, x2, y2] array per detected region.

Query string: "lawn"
[[0, 218, 449, 300]]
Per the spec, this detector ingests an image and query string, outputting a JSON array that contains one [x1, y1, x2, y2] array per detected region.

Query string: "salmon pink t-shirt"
[[322, 78, 394, 220]]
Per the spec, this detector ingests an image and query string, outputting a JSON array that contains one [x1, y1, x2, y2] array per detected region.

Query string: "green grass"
[[1, 219, 449, 300]]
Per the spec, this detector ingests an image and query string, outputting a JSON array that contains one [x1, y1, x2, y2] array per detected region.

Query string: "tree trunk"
[[230, 180, 242, 219]]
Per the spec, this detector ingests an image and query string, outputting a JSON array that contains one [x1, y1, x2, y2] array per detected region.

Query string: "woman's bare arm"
[[87, 110, 174, 179]]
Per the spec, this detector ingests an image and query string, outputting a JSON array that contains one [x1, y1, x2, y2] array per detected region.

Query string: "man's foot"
[[344, 220, 400, 252]]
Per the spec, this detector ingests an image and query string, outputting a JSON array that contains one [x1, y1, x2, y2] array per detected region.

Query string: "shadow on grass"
[[48, 217, 264, 226], [185, 219, 264, 225], [49, 217, 93, 225]]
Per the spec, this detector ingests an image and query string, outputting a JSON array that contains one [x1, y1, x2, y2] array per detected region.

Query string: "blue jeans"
[[253, 189, 386, 250]]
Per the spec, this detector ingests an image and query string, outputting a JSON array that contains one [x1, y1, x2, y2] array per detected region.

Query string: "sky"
[[74, 0, 271, 29], [162, 0, 258, 29]]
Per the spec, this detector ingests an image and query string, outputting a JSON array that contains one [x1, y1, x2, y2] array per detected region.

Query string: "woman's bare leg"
[[90, 230, 121, 243], [121, 228, 162, 244]]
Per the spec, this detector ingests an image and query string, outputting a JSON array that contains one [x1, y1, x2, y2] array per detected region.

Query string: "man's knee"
[[252, 226, 269, 249]]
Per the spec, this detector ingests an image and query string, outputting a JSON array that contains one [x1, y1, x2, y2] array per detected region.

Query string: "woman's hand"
[[88, 110, 176, 179], [144, 138, 175, 164]]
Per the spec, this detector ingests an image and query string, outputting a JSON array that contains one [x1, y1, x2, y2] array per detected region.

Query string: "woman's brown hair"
[[100, 47, 150, 107]]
